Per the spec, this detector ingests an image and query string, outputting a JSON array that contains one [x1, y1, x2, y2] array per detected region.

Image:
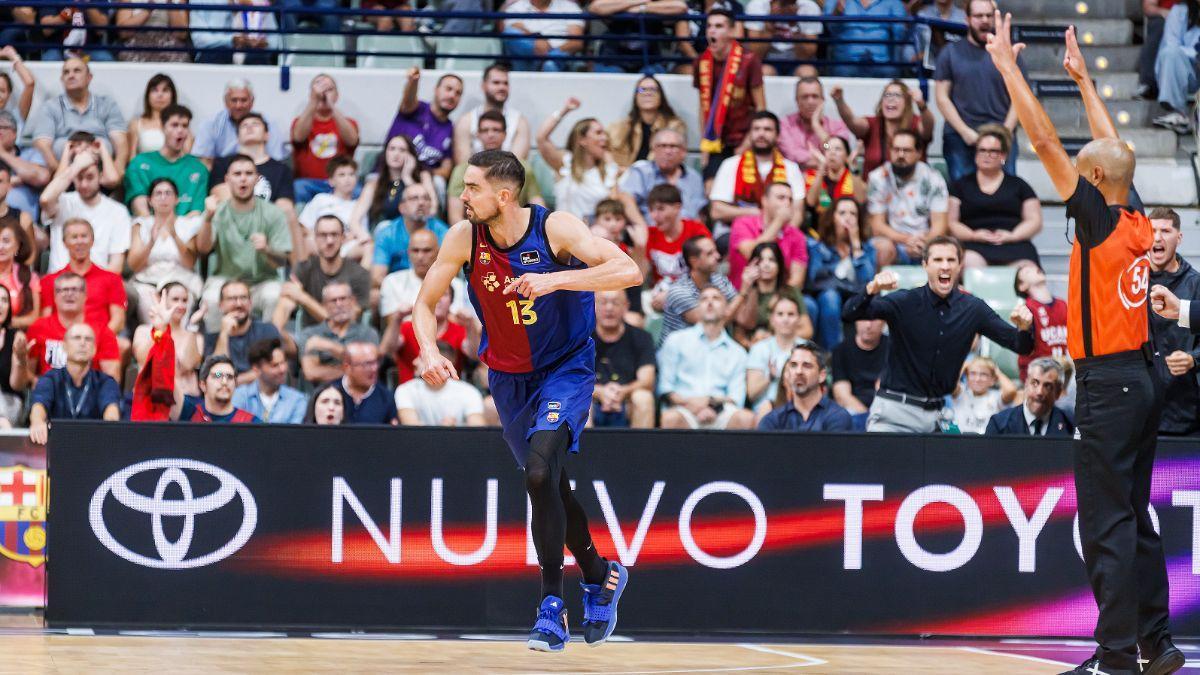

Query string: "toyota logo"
[[89, 459, 257, 570]]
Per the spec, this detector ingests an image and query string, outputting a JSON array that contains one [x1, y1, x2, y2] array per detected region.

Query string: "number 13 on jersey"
[[505, 299, 538, 325]]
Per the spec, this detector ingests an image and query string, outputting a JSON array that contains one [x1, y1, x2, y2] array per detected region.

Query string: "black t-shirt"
[[1066, 176, 1138, 247], [594, 325, 656, 385], [292, 256, 372, 326], [832, 334, 889, 407], [209, 156, 295, 203], [950, 173, 1037, 234]]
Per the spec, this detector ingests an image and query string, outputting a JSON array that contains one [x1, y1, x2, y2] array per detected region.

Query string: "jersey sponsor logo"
[[548, 401, 561, 411], [478, 250, 491, 266], [481, 272, 501, 292], [1117, 254, 1151, 310], [520, 250, 541, 266]]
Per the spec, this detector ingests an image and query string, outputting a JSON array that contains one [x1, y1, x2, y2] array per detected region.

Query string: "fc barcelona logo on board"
[[0, 466, 47, 568]]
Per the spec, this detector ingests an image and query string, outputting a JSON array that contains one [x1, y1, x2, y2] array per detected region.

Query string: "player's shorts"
[[488, 339, 596, 468]]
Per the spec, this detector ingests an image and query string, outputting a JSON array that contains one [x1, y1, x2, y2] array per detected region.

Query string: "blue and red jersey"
[[465, 205, 595, 374]]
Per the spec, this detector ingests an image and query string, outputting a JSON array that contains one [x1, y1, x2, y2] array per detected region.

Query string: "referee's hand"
[[1151, 285, 1181, 320]]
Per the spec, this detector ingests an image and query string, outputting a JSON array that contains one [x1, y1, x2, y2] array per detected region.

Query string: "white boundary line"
[[506, 643, 828, 674], [960, 646, 1077, 667]]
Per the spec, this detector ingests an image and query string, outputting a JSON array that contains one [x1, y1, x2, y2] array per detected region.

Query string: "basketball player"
[[987, 13, 1181, 675], [413, 150, 642, 652]]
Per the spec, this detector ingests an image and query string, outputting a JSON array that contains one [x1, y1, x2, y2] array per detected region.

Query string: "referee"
[[987, 15, 1180, 675]]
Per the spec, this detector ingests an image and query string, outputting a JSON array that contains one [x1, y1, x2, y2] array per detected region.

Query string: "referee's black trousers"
[[1074, 353, 1170, 669]]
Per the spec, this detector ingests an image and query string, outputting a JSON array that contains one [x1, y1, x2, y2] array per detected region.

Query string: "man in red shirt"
[[27, 272, 121, 382], [384, 286, 478, 384], [645, 184, 711, 287], [694, 9, 765, 181], [39, 218, 126, 337], [291, 74, 360, 204], [1014, 263, 1067, 379]]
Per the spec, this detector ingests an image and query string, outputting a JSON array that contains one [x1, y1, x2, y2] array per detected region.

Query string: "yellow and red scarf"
[[733, 149, 788, 205], [804, 167, 856, 206], [698, 41, 744, 154]]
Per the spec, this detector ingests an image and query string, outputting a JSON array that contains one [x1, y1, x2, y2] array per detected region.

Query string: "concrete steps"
[[1000, 0, 1131, 19], [1015, 157, 1198, 206], [1042, 97, 1158, 128], [1020, 44, 1139, 73], [1029, 71, 1141, 100], [1023, 18, 1132, 44]]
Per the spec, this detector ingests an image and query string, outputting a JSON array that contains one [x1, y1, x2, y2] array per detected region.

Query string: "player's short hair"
[[647, 183, 682, 207], [1149, 206, 1181, 230], [923, 235, 963, 263], [594, 199, 625, 220], [467, 150, 526, 192], [326, 155, 357, 178], [478, 109, 507, 131]]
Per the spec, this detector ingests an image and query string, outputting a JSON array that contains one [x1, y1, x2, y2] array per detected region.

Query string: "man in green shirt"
[[446, 109, 542, 223], [197, 154, 292, 331], [125, 104, 210, 217]]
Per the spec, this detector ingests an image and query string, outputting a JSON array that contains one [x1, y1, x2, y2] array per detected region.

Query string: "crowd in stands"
[[3, 0, 1197, 441]]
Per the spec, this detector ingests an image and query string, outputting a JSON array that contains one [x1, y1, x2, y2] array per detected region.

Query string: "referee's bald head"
[[1076, 137, 1135, 193]]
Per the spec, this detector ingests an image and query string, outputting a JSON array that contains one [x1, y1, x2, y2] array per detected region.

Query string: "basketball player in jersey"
[[413, 150, 642, 652], [988, 13, 1180, 675]]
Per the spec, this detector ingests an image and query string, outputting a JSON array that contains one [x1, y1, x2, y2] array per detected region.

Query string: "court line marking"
[[505, 643, 828, 674], [960, 646, 1076, 667], [738, 644, 827, 666]]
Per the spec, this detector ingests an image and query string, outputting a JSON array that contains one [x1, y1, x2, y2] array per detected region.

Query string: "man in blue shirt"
[[232, 338, 307, 424], [617, 128, 707, 229], [823, 0, 909, 78], [371, 183, 450, 285], [759, 342, 853, 431], [28, 323, 121, 444], [193, 80, 290, 162], [333, 341, 398, 425]]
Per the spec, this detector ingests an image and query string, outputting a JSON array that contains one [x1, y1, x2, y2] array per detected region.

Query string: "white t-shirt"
[[42, 192, 132, 272], [379, 268, 475, 320], [395, 378, 484, 426], [708, 153, 807, 208], [131, 214, 203, 286], [299, 193, 360, 231], [553, 152, 618, 221], [743, 0, 822, 58], [503, 0, 584, 48], [468, 105, 525, 155], [951, 389, 1004, 435]]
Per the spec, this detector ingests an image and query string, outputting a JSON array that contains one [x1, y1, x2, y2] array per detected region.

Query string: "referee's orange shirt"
[[1066, 177, 1152, 360]]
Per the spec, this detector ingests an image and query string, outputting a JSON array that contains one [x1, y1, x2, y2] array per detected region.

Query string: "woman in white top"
[[0, 47, 35, 133], [536, 96, 618, 221], [951, 356, 1018, 434], [127, 74, 192, 156], [127, 178, 203, 323]]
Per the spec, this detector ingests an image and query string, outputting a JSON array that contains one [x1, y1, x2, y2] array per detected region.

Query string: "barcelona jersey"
[[464, 205, 595, 374]]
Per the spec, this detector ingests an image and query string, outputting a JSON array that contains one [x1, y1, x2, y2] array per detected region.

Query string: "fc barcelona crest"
[[0, 465, 47, 568], [478, 250, 491, 266]]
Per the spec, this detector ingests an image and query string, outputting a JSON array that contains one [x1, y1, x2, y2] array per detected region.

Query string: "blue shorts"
[[488, 340, 595, 468]]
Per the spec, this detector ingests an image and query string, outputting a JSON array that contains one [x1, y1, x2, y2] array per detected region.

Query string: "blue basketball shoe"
[[527, 595, 570, 652], [580, 560, 629, 646]]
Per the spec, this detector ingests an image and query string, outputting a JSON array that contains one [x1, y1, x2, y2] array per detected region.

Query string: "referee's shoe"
[[580, 560, 629, 646]]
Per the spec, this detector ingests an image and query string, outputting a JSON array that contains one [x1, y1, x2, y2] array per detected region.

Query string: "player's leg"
[[558, 467, 607, 585], [561, 466, 629, 647], [525, 426, 573, 652]]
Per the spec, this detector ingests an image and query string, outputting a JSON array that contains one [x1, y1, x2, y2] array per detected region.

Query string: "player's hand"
[[503, 273, 558, 301], [1151, 284, 1181, 320], [867, 270, 898, 295], [1166, 350, 1196, 376], [1062, 25, 1090, 83], [1010, 302, 1033, 330], [984, 11, 1026, 73], [418, 351, 459, 387]]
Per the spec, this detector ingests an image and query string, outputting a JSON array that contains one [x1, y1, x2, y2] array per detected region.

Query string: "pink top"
[[778, 112, 853, 168], [728, 216, 810, 290], [0, 264, 38, 318]]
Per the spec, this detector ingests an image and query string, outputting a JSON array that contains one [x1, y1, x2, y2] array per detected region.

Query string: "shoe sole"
[[1154, 121, 1192, 134], [527, 638, 565, 652], [1144, 650, 1186, 675], [586, 564, 629, 647]]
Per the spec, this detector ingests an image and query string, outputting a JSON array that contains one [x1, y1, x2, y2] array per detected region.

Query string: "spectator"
[[618, 129, 707, 230], [1013, 262, 1068, 380], [0, 12, 33, 56], [396, 342, 487, 427], [380, 229, 474, 326], [382, 286, 477, 385], [194, 80, 289, 164], [279, 0, 340, 35], [1152, 1, 1200, 133], [536, 98, 619, 221], [589, 0, 687, 74], [127, 178, 204, 324], [28, 323, 120, 444], [448, 111, 544, 224], [947, 124, 1041, 268], [831, 80, 934, 176], [168, 355, 261, 423], [659, 285, 756, 429], [744, 0, 821, 76], [758, 342, 853, 431], [866, 129, 949, 266], [843, 236, 1034, 433], [694, 9, 765, 178], [934, 0, 1021, 180], [0, 110, 52, 217], [31, 58, 127, 176], [26, 272, 121, 381], [643, 184, 712, 288], [33, 4, 115, 62], [592, 289, 656, 428], [831, 318, 887, 428], [333, 341, 398, 425], [733, 243, 812, 345], [675, 0, 747, 73], [387, 68, 463, 182], [950, 355, 1017, 434], [203, 278, 287, 383], [659, 235, 740, 341], [746, 295, 811, 414], [208, 114, 295, 209], [349, 135, 437, 233], [803, 135, 865, 218], [823, 0, 909, 77], [0, 286, 28, 427], [499, 0, 585, 72], [453, 63, 532, 163], [985, 357, 1074, 436], [1147, 206, 1200, 435], [1137, 0, 1176, 101], [298, 156, 369, 257], [729, 182, 809, 290], [197, 155, 294, 330], [125, 105, 208, 217], [914, 0, 966, 62], [232, 337, 307, 424], [189, 0, 278, 66], [115, 0, 189, 62], [372, 184, 450, 285], [0, 47, 35, 133], [709, 112, 806, 229], [305, 382, 346, 425], [361, 1, 417, 34], [276, 215, 372, 328], [127, 74, 189, 156], [606, 76, 689, 170], [779, 76, 853, 169], [0, 217, 38, 329], [39, 220, 127, 341], [298, 282, 380, 385], [132, 282, 202, 397], [39, 146, 130, 273], [0, 160, 34, 261], [291, 74, 360, 204], [806, 196, 876, 348]]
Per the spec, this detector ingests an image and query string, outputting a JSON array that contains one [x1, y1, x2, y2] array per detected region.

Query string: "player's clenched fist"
[[417, 351, 459, 387], [1151, 284, 1181, 320], [866, 270, 898, 295], [1010, 302, 1033, 330]]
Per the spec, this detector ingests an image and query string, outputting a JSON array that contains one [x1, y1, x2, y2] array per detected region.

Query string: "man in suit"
[[986, 357, 1074, 437]]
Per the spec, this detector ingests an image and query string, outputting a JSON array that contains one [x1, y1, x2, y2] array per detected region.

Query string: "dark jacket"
[[985, 404, 1075, 437], [1150, 255, 1200, 434]]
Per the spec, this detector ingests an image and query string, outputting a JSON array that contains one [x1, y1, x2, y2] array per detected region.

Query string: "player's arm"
[[413, 222, 472, 384], [505, 212, 643, 300], [986, 11, 1077, 201]]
